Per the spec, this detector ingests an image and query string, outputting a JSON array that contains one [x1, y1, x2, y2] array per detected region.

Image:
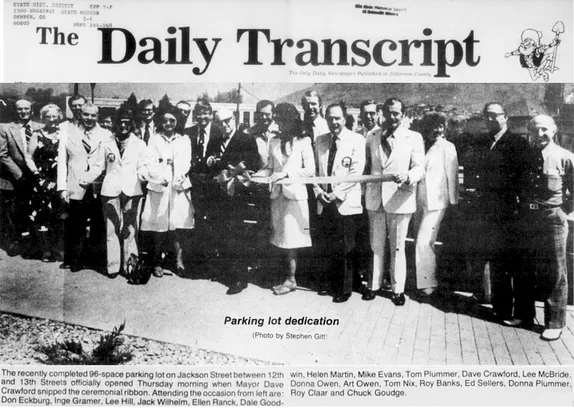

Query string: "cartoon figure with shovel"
[[505, 21, 564, 81]]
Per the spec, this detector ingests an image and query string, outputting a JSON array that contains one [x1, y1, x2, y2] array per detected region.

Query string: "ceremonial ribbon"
[[250, 173, 396, 185], [216, 167, 398, 197], [215, 162, 253, 197]]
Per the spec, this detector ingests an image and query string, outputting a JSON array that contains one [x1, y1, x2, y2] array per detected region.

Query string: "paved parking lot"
[[0, 251, 573, 366]]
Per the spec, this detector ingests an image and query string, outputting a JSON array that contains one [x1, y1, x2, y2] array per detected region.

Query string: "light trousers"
[[368, 208, 412, 293], [103, 194, 142, 274], [413, 206, 447, 290]]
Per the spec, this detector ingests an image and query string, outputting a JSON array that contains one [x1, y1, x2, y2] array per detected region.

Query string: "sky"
[[0, 83, 311, 104]]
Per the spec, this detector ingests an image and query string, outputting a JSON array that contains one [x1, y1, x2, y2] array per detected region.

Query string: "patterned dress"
[[30, 129, 61, 229]]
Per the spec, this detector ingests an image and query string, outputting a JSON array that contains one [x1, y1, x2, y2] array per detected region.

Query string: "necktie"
[[327, 136, 338, 177], [198, 129, 205, 159], [25, 124, 32, 144], [117, 139, 125, 157], [220, 138, 227, 156], [326, 136, 338, 193], [144, 124, 150, 145], [381, 133, 393, 158], [83, 131, 92, 154]]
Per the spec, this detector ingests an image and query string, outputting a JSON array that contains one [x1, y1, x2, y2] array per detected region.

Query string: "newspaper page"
[[0, 0, 573, 406]]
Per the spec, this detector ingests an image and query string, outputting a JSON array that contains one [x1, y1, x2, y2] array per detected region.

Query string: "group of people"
[[0, 90, 571, 342]]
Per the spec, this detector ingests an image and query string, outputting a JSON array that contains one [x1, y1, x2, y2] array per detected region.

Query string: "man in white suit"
[[313, 103, 366, 303], [57, 103, 111, 272], [364, 97, 425, 305]]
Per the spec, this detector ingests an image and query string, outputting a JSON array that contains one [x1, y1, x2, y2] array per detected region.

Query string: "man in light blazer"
[[363, 97, 425, 305], [0, 99, 43, 256], [100, 109, 149, 277], [313, 103, 366, 303], [57, 103, 111, 272]]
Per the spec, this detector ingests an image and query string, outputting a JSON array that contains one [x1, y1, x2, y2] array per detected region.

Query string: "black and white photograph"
[[0, 0, 573, 406], [0, 82, 572, 367]]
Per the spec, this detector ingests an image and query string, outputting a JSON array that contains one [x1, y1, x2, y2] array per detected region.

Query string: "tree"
[[25, 87, 55, 108], [157, 93, 173, 115], [120, 92, 138, 113], [213, 88, 243, 104], [196, 92, 211, 103]]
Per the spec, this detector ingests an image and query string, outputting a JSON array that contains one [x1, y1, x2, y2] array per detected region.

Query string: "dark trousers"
[[0, 184, 34, 242], [316, 204, 360, 296], [218, 191, 256, 285], [516, 208, 568, 328], [0, 189, 17, 246], [189, 181, 221, 263], [66, 191, 105, 268], [486, 210, 522, 320]]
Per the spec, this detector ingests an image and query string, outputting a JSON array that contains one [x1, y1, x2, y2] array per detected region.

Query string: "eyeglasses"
[[483, 112, 505, 120]]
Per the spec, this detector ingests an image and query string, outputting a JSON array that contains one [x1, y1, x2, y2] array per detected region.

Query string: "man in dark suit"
[[66, 94, 86, 128], [175, 100, 192, 135], [187, 100, 224, 267], [135, 99, 157, 145], [0, 99, 43, 256], [474, 102, 531, 323], [212, 108, 259, 294]]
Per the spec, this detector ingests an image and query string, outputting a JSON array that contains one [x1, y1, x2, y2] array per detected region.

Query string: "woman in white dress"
[[255, 103, 315, 295], [413, 112, 459, 296], [139, 108, 194, 277]]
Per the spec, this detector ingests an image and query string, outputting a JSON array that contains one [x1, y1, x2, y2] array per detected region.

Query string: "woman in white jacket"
[[100, 109, 148, 278], [414, 112, 459, 296], [139, 107, 193, 277], [255, 103, 315, 295]]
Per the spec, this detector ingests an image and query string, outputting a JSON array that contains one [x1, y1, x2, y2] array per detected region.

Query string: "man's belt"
[[522, 202, 561, 211]]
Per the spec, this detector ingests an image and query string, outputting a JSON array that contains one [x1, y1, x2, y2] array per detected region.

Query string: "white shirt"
[[312, 116, 329, 140], [199, 122, 212, 158], [222, 129, 236, 151], [490, 127, 507, 150], [20, 122, 31, 152]]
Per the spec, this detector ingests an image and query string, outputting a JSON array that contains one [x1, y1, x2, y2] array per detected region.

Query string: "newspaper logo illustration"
[[505, 21, 564, 82]]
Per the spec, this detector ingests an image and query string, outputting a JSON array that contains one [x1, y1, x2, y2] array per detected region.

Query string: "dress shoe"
[[317, 288, 331, 296], [41, 252, 52, 263], [152, 266, 164, 278], [70, 263, 82, 273], [541, 328, 562, 341], [333, 293, 351, 303], [107, 272, 119, 279], [381, 278, 392, 291], [59, 262, 71, 270], [502, 318, 522, 327], [418, 287, 436, 297], [391, 292, 406, 306], [226, 281, 248, 295], [6, 242, 21, 257], [502, 318, 534, 329], [361, 289, 376, 301], [273, 284, 297, 296], [52, 252, 64, 263]]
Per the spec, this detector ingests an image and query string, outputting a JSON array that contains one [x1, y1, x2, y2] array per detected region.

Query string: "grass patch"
[[36, 322, 133, 365]]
